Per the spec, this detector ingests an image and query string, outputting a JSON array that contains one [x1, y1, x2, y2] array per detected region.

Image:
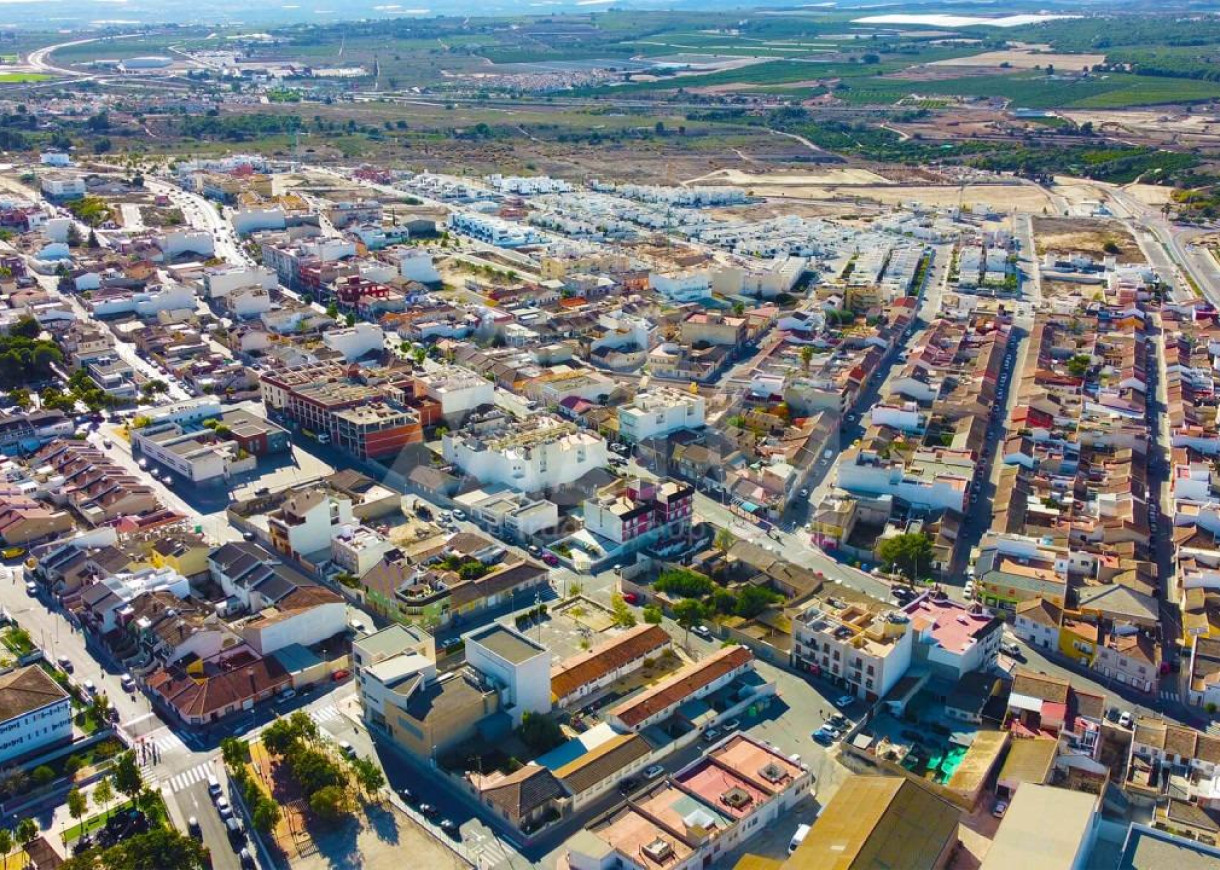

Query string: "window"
[[867, 664, 874, 676]]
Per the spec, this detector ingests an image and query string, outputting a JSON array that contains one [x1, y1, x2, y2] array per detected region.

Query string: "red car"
[[622, 593, 640, 605], [332, 669, 351, 681]]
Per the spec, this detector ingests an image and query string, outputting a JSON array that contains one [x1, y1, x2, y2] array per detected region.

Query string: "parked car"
[[216, 797, 232, 819], [1119, 710, 1133, 729], [82, 679, 96, 696], [238, 847, 255, 868], [187, 817, 201, 839], [332, 669, 351, 681], [1000, 641, 1023, 660], [120, 674, 136, 693], [25, 581, 38, 596], [279, 688, 297, 701], [721, 718, 740, 732], [618, 777, 638, 794], [2, 546, 26, 560], [541, 553, 559, 567], [692, 624, 712, 640], [418, 803, 439, 818], [642, 765, 664, 780], [992, 800, 1009, 819], [338, 740, 355, 756], [622, 593, 640, 605], [701, 727, 721, 743], [399, 787, 416, 805], [834, 695, 855, 709], [439, 819, 459, 838], [57, 655, 73, 672]]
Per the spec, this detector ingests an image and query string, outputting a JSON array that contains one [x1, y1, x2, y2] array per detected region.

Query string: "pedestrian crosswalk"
[[1160, 689, 1181, 703], [466, 832, 511, 869], [165, 761, 216, 794], [309, 704, 341, 725], [152, 731, 188, 754]]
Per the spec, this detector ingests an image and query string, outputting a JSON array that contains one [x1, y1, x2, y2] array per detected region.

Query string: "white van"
[[789, 823, 811, 855]]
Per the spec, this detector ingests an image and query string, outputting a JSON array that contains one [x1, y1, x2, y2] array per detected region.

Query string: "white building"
[[415, 365, 494, 420], [240, 587, 346, 656], [617, 388, 706, 444], [203, 265, 278, 299], [649, 270, 710, 302], [41, 175, 86, 199], [463, 623, 551, 727], [40, 152, 71, 167], [232, 207, 287, 236], [331, 524, 395, 578], [322, 323, 384, 363], [268, 488, 356, 559], [792, 594, 913, 702], [88, 282, 196, 319], [226, 286, 273, 319], [130, 421, 254, 483], [161, 230, 215, 260], [398, 253, 442, 284], [443, 417, 609, 493], [0, 666, 72, 764]]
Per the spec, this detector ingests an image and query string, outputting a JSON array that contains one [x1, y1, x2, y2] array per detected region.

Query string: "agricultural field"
[[0, 73, 50, 83]]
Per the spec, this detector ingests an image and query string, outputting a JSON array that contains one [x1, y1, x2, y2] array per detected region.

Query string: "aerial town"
[[1, 6, 1220, 870]]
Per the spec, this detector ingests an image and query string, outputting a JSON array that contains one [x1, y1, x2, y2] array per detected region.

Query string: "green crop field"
[[0, 73, 51, 83]]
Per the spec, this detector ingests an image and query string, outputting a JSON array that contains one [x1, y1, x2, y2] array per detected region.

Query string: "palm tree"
[[15, 818, 37, 866]]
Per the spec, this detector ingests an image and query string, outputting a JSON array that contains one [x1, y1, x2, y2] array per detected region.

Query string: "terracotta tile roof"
[[1014, 597, 1063, 629], [551, 625, 671, 702], [477, 764, 565, 824], [609, 645, 752, 728]]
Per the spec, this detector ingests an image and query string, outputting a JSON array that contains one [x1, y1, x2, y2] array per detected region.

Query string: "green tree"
[[350, 756, 386, 797], [345, 313, 356, 327], [66, 787, 87, 836], [7, 387, 30, 410], [610, 593, 637, 628], [800, 344, 814, 371], [93, 778, 113, 820], [112, 751, 143, 801], [655, 569, 713, 599], [735, 585, 783, 619], [518, 712, 564, 753], [31, 764, 54, 787], [714, 526, 735, 554], [673, 598, 708, 645], [876, 532, 935, 582], [309, 785, 350, 822], [711, 588, 738, 615], [643, 604, 663, 624], [0, 829, 11, 860], [325, 304, 339, 319], [252, 796, 281, 833], [220, 737, 248, 769]]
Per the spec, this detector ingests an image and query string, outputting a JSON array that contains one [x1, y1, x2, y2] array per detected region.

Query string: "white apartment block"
[[793, 595, 913, 702], [0, 666, 72, 764], [415, 365, 495, 419], [463, 624, 552, 727], [41, 175, 86, 198], [617, 388, 706, 444], [269, 488, 356, 558], [322, 323, 385, 363], [443, 417, 609, 492], [203, 265, 278, 299]]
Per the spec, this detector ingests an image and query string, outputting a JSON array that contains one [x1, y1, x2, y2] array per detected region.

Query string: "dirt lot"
[[739, 181, 1055, 212], [930, 49, 1106, 70], [687, 166, 893, 186], [1033, 216, 1144, 263]]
